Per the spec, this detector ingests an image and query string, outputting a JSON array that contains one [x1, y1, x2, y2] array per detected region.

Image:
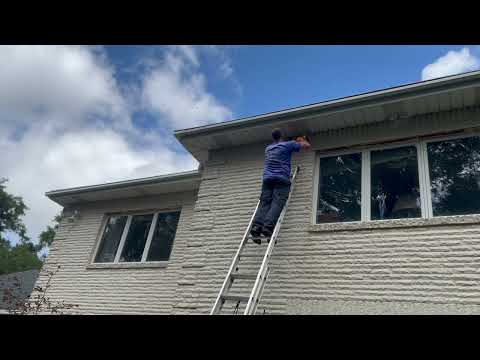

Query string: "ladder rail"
[[210, 200, 261, 315], [248, 266, 271, 315], [244, 166, 300, 315]]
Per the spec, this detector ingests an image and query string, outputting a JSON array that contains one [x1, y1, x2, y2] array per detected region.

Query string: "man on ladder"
[[250, 128, 311, 244]]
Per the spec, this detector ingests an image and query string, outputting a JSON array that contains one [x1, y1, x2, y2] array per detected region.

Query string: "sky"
[[1, 45, 480, 249]]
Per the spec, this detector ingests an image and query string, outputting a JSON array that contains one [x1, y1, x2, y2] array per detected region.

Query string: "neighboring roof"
[[46, 170, 201, 207], [175, 70, 480, 161], [0, 269, 39, 310]]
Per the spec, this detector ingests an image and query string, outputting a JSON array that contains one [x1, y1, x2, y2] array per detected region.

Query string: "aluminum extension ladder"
[[210, 166, 300, 315]]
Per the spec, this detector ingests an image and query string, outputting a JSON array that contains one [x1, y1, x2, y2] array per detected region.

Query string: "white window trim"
[[91, 208, 181, 264], [141, 212, 158, 262], [113, 215, 132, 263], [313, 132, 480, 225], [361, 150, 370, 222]]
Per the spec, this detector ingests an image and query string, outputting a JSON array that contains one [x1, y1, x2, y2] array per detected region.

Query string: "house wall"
[[36, 106, 480, 314], [34, 190, 199, 314], [182, 106, 480, 314]]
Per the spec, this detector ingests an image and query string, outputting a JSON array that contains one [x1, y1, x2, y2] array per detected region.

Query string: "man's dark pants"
[[253, 177, 291, 234]]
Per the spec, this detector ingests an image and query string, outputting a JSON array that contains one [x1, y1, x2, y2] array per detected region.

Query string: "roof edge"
[[174, 70, 480, 139], [46, 170, 200, 199]]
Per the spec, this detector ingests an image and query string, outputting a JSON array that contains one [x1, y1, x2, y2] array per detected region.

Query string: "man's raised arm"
[[296, 136, 311, 150]]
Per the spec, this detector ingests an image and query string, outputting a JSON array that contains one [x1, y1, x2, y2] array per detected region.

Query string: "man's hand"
[[295, 135, 311, 150]]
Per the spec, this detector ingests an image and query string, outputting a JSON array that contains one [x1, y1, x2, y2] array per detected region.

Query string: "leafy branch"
[[2, 265, 79, 315]]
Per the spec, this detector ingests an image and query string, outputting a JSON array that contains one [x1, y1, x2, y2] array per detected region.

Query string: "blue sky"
[[105, 45, 480, 118], [1, 45, 480, 248]]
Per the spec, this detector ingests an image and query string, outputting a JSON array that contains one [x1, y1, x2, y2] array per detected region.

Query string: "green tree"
[[38, 214, 62, 250], [0, 240, 42, 275], [0, 178, 42, 275], [0, 178, 29, 243]]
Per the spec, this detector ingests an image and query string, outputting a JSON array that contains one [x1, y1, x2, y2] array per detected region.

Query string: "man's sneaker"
[[250, 225, 262, 244], [261, 228, 273, 243]]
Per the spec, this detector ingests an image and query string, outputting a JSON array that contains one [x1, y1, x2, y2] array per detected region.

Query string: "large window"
[[93, 210, 181, 264], [315, 134, 480, 224]]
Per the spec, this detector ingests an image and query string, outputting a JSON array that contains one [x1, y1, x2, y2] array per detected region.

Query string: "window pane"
[[147, 211, 180, 261], [119, 214, 153, 262], [94, 215, 127, 263], [371, 146, 421, 220], [427, 136, 480, 216], [317, 153, 362, 223]]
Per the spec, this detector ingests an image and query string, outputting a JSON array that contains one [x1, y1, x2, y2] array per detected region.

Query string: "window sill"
[[86, 261, 169, 270], [309, 214, 480, 233]]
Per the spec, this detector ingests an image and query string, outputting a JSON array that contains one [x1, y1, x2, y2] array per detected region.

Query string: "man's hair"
[[272, 128, 283, 141]]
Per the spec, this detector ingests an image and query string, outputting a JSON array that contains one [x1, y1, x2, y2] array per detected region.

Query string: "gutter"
[[174, 70, 480, 139]]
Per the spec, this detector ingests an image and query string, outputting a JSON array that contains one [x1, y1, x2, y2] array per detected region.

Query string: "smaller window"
[[94, 215, 128, 263], [93, 210, 181, 264], [317, 153, 362, 223]]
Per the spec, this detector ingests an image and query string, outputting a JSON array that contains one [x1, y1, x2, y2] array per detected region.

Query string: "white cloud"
[[220, 61, 234, 79], [142, 47, 233, 129], [1, 45, 238, 246], [2, 126, 197, 242], [421, 47, 480, 81], [170, 45, 200, 68], [202, 45, 235, 79], [1, 45, 237, 246], [0, 45, 130, 135]]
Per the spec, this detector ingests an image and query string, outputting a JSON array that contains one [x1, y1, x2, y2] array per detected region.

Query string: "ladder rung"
[[231, 273, 257, 280], [240, 253, 263, 258], [221, 295, 249, 303]]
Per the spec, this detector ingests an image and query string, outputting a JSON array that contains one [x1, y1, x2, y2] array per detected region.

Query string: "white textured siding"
[[194, 109, 480, 314], [34, 191, 198, 314], [35, 108, 480, 314]]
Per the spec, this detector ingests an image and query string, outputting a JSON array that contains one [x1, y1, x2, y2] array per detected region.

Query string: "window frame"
[[313, 149, 365, 225], [313, 132, 480, 225], [91, 208, 181, 265]]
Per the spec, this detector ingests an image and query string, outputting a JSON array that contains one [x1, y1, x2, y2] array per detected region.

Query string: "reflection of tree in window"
[[147, 212, 180, 261], [317, 153, 361, 223], [371, 146, 421, 220], [94, 216, 127, 263], [427, 136, 480, 216], [119, 214, 153, 262]]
